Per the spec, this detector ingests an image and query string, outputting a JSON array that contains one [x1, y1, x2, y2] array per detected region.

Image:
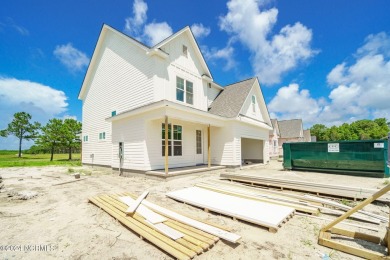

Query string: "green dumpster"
[[283, 139, 389, 177]]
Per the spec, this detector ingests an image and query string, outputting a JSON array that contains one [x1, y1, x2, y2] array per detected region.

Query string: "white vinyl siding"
[[207, 86, 221, 107], [81, 29, 154, 166], [111, 116, 147, 171]]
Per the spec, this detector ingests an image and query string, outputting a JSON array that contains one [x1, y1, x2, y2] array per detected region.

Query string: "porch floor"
[[145, 164, 226, 179]]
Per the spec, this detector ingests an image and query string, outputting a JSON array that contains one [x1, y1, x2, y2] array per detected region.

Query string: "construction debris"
[[8, 190, 38, 200], [89, 192, 241, 259], [318, 183, 390, 259], [220, 173, 390, 202], [167, 187, 295, 233]]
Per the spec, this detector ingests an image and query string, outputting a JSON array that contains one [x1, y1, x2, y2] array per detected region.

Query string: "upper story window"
[[182, 45, 188, 57], [251, 95, 256, 112], [83, 135, 88, 142], [99, 132, 106, 140], [176, 77, 193, 105]]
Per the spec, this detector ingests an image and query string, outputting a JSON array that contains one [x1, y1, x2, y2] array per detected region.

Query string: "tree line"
[[310, 118, 389, 141], [0, 112, 82, 161]]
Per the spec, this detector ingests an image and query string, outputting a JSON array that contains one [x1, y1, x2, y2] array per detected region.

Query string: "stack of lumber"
[[198, 180, 384, 224], [220, 173, 390, 202], [89, 192, 240, 260], [167, 187, 295, 233]]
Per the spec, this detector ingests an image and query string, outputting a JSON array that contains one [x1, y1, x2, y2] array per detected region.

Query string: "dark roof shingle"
[[208, 78, 256, 118]]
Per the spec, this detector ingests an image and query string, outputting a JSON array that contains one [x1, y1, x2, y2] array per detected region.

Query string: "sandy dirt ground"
[[1, 161, 389, 260]]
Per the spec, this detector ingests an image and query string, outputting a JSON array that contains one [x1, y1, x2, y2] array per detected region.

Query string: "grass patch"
[[0, 151, 81, 168]]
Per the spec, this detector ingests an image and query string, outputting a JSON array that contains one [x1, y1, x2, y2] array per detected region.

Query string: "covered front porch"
[[145, 164, 226, 179]]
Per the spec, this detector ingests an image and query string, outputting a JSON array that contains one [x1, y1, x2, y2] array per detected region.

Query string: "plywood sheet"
[[167, 187, 295, 229]]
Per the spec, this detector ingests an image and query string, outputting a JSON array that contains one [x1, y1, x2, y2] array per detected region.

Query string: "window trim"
[[98, 132, 106, 141], [176, 76, 194, 105], [83, 135, 88, 142], [162, 123, 182, 156], [196, 130, 202, 154]]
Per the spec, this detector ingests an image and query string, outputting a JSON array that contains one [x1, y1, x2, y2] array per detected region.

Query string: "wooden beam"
[[125, 191, 149, 214], [319, 234, 387, 259], [89, 196, 192, 260], [138, 195, 241, 243], [165, 116, 169, 175], [207, 125, 211, 168], [320, 184, 390, 232]]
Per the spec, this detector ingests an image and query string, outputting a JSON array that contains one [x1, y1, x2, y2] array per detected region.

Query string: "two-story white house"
[[78, 24, 272, 175]]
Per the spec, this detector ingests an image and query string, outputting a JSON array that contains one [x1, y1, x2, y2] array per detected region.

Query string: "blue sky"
[[1, 0, 390, 149]]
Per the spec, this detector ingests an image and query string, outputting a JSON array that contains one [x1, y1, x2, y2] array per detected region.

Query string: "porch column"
[[208, 124, 211, 168], [165, 116, 169, 175]]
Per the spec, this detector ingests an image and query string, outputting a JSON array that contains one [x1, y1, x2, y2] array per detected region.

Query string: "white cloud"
[[53, 43, 89, 72], [219, 0, 316, 85], [191, 23, 211, 39], [203, 45, 236, 71], [270, 32, 390, 127], [0, 77, 68, 149], [143, 22, 173, 46], [124, 0, 148, 36], [268, 84, 322, 124], [123, 0, 173, 46], [0, 17, 29, 36]]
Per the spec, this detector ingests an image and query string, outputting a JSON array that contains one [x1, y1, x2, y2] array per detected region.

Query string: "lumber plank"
[[126, 191, 149, 213], [329, 227, 382, 244], [321, 184, 390, 232], [220, 173, 390, 202], [196, 182, 318, 215], [105, 195, 208, 253], [89, 196, 192, 260], [52, 178, 87, 186], [108, 194, 215, 250], [304, 195, 388, 222], [119, 196, 167, 224], [96, 195, 196, 257], [139, 196, 241, 243], [167, 187, 294, 231], [295, 212, 379, 232], [121, 192, 220, 242], [319, 236, 387, 259]]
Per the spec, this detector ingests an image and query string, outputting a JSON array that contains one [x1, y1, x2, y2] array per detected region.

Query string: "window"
[[99, 132, 106, 140], [251, 95, 256, 112], [186, 81, 193, 105], [176, 77, 193, 105], [176, 77, 184, 102], [196, 130, 202, 154], [111, 110, 117, 117], [182, 45, 188, 57], [162, 124, 182, 156], [83, 135, 88, 142]]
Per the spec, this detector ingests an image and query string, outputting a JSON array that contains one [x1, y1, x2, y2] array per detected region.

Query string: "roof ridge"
[[224, 77, 256, 88]]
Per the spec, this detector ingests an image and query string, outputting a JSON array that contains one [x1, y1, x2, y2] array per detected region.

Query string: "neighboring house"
[[278, 119, 304, 155], [303, 129, 312, 142], [269, 119, 280, 158], [78, 24, 272, 173]]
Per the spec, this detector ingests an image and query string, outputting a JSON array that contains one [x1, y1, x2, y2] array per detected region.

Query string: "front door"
[[195, 130, 204, 165]]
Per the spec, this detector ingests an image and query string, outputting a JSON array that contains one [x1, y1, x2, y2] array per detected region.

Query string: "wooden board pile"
[[89, 192, 240, 260], [220, 173, 390, 202], [167, 187, 295, 232], [196, 180, 386, 224]]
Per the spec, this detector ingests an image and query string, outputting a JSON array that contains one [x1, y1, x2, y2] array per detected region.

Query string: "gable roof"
[[208, 78, 256, 118], [79, 24, 212, 100], [154, 26, 212, 79], [278, 119, 304, 138], [269, 119, 280, 135]]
